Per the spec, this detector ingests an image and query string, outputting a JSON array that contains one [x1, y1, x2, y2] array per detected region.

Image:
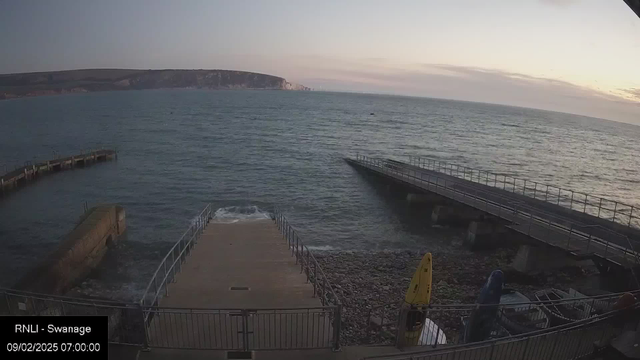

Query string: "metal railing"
[[353, 155, 640, 269], [407, 156, 640, 231], [363, 297, 640, 360], [3, 205, 343, 351], [273, 207, 342, 349], [140, 204, 213, 309], [362, 304, 637, 360], [366, 289, 638, 347], [1, 287, 146, 346], [143, 306, 336, 350]]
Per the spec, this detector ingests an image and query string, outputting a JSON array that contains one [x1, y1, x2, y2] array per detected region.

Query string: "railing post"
[[597, 198, 603, 218], [305, 250, 310, 280], [630, 207, 635, 227], [547, 331, 561, 360], [487, 342, 496, 360], [163, 261, 169, 296], [533, 182, 537, 199], [333, 304, 342, 351], [557, 188, 561, 205], [582, 194, 588, 213], [570, 190, 574, 210], [613, 202, 618, 223], [322, 277, 327, 305], [139, 304, 150, 351], [523, 179, 527, 195], [313, 261, 317, 297], [545, 185, 549, 201], [520, 336, 531, 360]]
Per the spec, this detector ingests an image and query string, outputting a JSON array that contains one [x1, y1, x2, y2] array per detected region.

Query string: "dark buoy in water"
[[370, 112, 375, 115]]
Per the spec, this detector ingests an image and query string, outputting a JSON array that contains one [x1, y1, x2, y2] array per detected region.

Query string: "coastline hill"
[[0, 69, 310, 100]]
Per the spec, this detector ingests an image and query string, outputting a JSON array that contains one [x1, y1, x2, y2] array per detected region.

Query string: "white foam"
[[306, 245, 336, 251], [212, 205, 271, 223]]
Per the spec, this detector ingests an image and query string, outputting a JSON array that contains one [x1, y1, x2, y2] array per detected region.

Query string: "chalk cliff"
[[0, 69, 310, 100]]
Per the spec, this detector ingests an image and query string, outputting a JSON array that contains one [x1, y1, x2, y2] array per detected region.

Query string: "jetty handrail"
[[366, 289, 637, 343], [272, 207, 342, 350], [1, 148, 116, 179], [362, 301, 639, 359], [367, 288, 640, 316], [407, 155, 640, 230], [354, 155, 640, 267], [272, 207, 341, 307], [140, 203, 213, 309]]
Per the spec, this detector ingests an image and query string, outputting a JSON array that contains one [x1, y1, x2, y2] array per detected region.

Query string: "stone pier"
[[510, 244, 585, 273], [465, 221, 509, 250], [405, 192, 447, 205], [431, 205, 486, 226]]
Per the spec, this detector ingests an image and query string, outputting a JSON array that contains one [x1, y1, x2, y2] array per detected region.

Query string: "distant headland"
[[0, 69, 310, 100]]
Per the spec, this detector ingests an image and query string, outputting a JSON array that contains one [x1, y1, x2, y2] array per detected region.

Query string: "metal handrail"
[[140, 203, 213, 309], [396, 156, 640, 271], [367, 288, 640, 315], [272, 207, 342, 350], [407, 155, 639, 230], [362, 301, 639, 359], [354, 155, 640, 266], [142, 305, 336, 311], [365, 156, 618, 240], [366, 288, 640, 339]]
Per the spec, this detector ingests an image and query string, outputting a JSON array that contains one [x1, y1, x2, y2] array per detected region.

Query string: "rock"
[[314, 247, 587, 346]]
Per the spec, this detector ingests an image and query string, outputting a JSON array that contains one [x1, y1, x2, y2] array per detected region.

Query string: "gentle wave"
[[212, 205, 271, 223], [306, 245, 337, 251]]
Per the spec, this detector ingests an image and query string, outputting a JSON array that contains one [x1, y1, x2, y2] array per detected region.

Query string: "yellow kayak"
[[405, 252, 432, 304], [403, 252, 433, 345]]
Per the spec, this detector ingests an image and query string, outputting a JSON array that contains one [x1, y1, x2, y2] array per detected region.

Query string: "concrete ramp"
[[158, 220, 319, 308], [146, 219, 333, 350]]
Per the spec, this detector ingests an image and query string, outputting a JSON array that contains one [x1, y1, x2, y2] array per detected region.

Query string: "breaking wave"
[[212, 205, 271, 223]]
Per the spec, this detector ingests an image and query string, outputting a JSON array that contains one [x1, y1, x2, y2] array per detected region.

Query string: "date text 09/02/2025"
[[2, 316, 108, 359]]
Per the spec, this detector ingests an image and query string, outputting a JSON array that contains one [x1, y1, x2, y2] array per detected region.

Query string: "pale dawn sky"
[[0, 0, 638, 123]]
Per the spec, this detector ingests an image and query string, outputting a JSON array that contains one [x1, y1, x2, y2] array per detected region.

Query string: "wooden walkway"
[[145, 220, 333, 350], [347, 157, 640, 270], [1, 149, 116, 194]]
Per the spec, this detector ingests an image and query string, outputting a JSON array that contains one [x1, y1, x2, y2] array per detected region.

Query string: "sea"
[[1, 89, 639, 301]]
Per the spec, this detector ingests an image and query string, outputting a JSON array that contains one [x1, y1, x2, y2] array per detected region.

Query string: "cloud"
[[622, 88, 640, 101], [539, 0, 580, 7], [284, 58, 640, 124], [209, 54, 640, 124]]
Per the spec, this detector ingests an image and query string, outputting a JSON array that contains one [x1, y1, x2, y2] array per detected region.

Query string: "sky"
[[0, 0, 639, 124]]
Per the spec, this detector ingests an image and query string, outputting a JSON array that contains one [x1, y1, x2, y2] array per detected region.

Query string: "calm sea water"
[[1, 89, 639, 300]]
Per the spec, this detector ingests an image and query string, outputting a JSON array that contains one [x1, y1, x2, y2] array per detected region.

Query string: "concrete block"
[[406, 192, 446, 205], [431, 205, 485, 226], [116, 205, 126, 236], [511, 244, 580, 274], [465, 221, 508, 250], [13, 204, 126, 295]]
